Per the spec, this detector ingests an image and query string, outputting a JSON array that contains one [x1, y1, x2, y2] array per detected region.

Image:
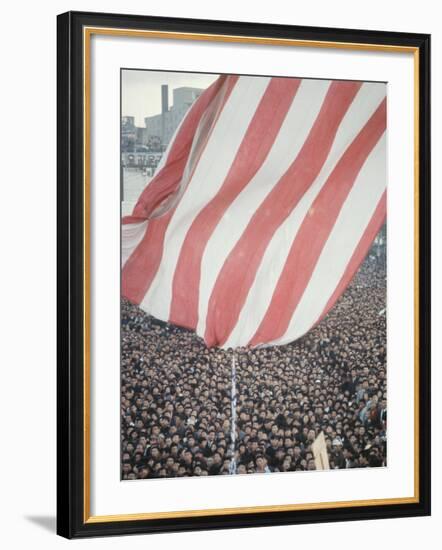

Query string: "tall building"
[[144, 85, 203, 147]]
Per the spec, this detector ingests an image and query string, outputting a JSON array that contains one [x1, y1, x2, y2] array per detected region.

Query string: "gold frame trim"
[[82, 27, 420, 524]]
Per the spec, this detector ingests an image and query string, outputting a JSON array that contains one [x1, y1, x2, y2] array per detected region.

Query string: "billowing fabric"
[[122, 75, 386, 349]]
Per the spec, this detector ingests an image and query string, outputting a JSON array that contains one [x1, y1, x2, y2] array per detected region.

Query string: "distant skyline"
[[122, 70, 218, 126]]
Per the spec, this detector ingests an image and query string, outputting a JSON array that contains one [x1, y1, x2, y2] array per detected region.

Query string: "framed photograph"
[[57, 11, 431, 538]]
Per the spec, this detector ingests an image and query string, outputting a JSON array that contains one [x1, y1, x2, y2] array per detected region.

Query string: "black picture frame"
[[57, 10, 431, 539]]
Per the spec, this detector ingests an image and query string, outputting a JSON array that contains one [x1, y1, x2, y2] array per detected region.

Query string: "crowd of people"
[[121, 248, 387, 480]]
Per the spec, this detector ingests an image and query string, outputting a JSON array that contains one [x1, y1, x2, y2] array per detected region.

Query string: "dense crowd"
[[121, 249, 387, 480]]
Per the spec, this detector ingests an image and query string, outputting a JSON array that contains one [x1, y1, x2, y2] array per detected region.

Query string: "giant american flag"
[[122, 75, 386, 349]]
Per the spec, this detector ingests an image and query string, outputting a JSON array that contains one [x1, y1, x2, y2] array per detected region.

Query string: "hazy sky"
[[122, 70, 219, 126]]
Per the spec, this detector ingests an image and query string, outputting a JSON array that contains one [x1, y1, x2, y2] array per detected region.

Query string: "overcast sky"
[[122, 70, 219, 126]]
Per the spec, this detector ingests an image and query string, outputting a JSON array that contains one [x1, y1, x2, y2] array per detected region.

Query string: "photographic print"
[[57, 12, 430, 537], [120, 70, 387, 481]]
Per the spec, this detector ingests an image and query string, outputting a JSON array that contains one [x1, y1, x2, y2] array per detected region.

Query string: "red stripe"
[[123, 214, 147, 224], [317, 191, 386, 325], [204, 81, 362, 348], [122, 75, 228, 225], [169, 78, 301, 330], [249, 99, 387, 347], [122, 76, 239, 305], [122, 212, 173, 303]]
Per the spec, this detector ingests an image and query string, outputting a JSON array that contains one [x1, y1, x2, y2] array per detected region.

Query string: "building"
[[144, 85, 203, 147], [121, 83, 205, 208], [121, 116, 137, 149], [121, 117, 149, 148]]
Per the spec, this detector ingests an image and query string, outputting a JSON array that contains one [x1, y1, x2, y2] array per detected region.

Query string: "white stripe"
[[121, 221, 148, 268], [224, 83, 386, 348], [196, 78, 331, 339], [271, 132, 386, 347], [141, 76, 270, 321]]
